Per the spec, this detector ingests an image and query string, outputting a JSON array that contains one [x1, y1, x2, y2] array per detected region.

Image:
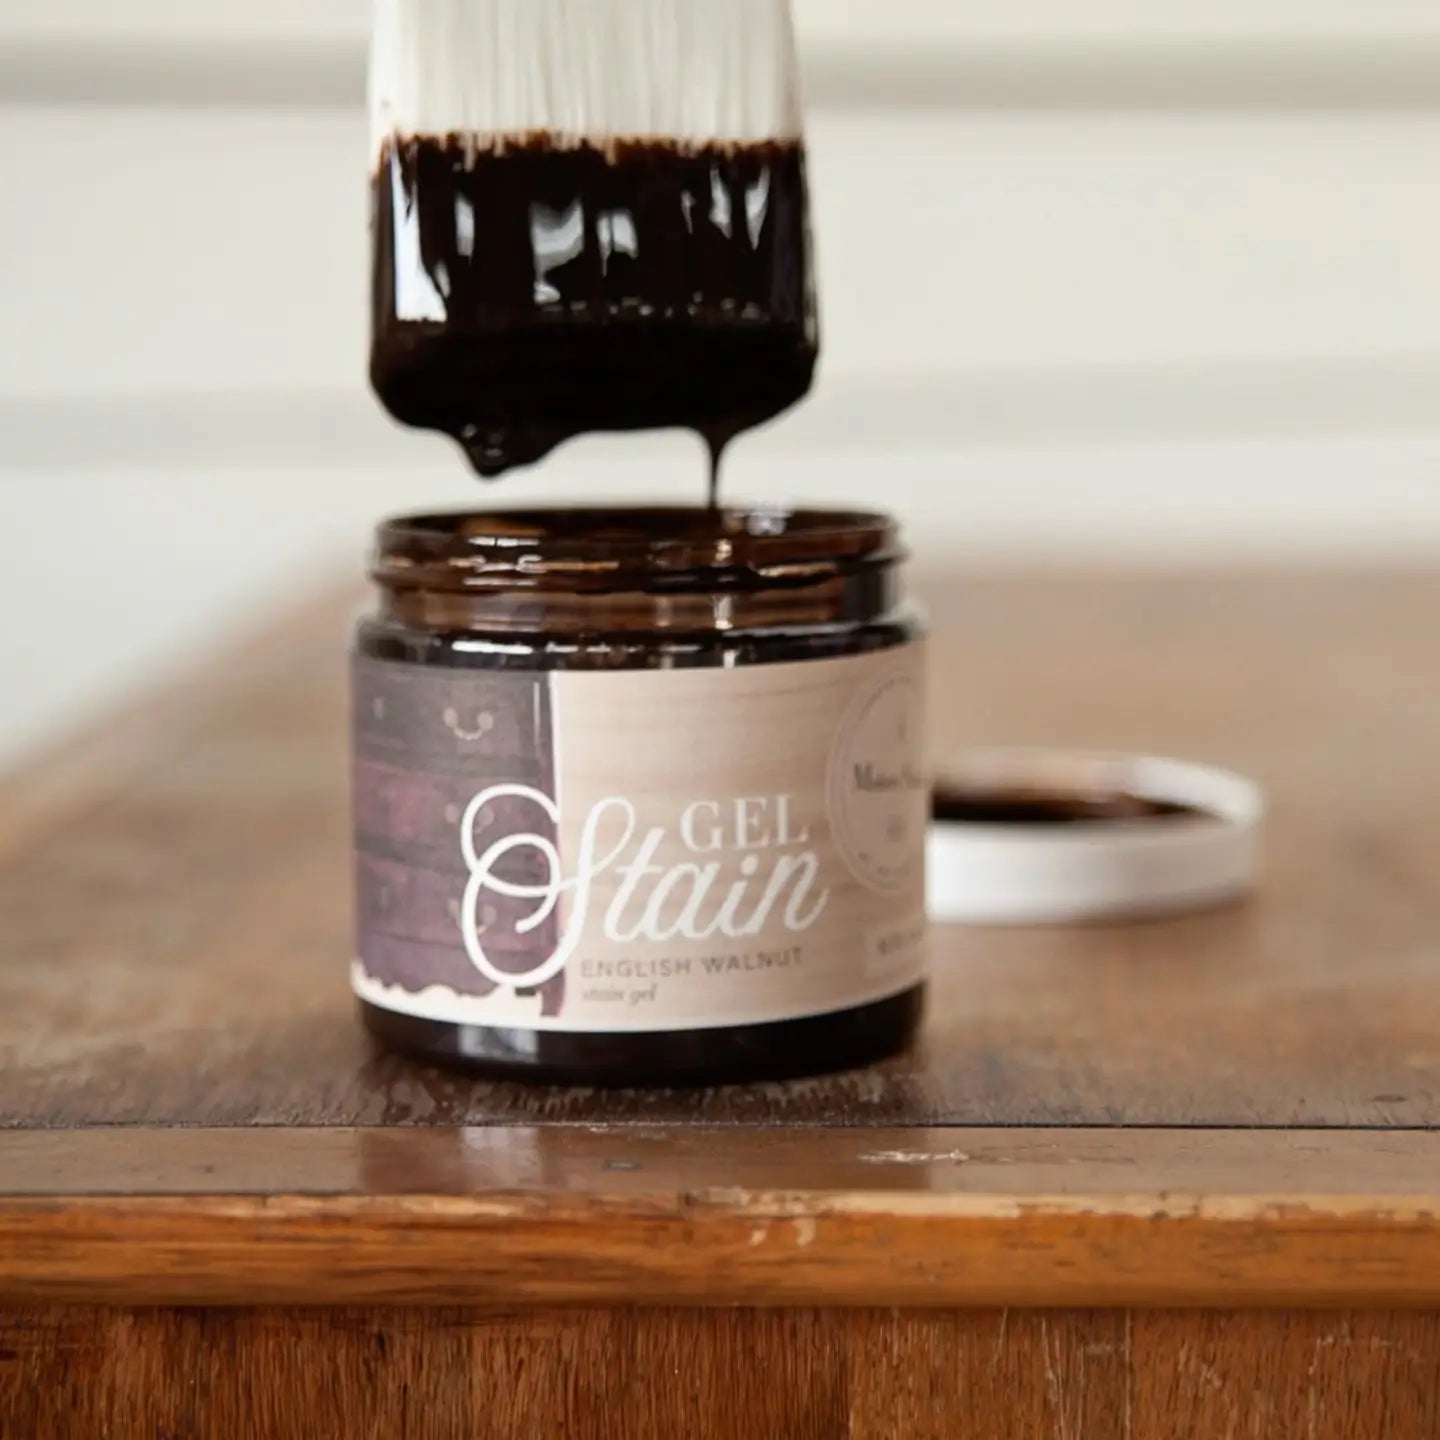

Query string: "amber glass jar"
[[352, 506, 927, 1084]]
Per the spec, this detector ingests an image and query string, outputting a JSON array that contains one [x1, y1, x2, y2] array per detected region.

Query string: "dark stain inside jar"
[[932, 788, 1207, 826]]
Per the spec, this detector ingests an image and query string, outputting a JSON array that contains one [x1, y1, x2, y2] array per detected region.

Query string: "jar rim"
[[373, 505, 902, 593]]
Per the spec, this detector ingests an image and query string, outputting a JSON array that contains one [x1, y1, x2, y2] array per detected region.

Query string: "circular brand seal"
[[826, 667, 926, 893]]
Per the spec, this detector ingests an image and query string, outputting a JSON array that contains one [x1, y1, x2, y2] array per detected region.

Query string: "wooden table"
[[3, 569, 1439, 1438]]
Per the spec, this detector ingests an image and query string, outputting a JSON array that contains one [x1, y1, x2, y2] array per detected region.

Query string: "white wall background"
[[2, 0, 1439, 768]]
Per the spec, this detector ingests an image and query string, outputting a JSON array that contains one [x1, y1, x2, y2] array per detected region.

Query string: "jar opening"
[[373, 505, 901, 594]]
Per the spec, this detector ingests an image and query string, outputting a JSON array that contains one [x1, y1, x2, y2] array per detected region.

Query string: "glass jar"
[[352, 506, 928, 1084]]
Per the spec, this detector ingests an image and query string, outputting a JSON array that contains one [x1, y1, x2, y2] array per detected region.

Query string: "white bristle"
[[370, 0, 803, 155]]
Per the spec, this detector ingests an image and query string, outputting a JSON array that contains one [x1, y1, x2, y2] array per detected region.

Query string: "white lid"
[[927, 749, 1264, 925]]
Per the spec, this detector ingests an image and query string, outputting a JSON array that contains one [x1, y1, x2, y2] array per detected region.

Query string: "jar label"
[[351, 644, 927, 1032]]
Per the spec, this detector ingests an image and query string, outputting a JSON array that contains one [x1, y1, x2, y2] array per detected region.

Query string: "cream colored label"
[[352, 643, 927, 1032]]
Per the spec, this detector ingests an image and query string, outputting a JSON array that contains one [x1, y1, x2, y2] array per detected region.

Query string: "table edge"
[[2, 1126, 1437, 1308]]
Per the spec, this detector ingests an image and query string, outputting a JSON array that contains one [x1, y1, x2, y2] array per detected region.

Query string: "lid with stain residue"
[[927, 749, 1264, 925]]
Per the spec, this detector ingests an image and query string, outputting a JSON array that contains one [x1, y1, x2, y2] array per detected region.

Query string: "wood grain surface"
[[1, 1128, 1439, 1307], [4, 570, 1440, 1430], [4, 1307, 1439, 1440], [3, 568, 1439, 1130]]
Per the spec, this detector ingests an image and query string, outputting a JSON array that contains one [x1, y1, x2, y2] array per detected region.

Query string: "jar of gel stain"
[[351, 507, 927, 1084]]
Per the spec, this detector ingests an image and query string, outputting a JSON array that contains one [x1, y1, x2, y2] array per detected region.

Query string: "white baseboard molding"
[[6, 0, 1437, 46], [4, 357, 1440, 471], [3, 35, 1439, 111]]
